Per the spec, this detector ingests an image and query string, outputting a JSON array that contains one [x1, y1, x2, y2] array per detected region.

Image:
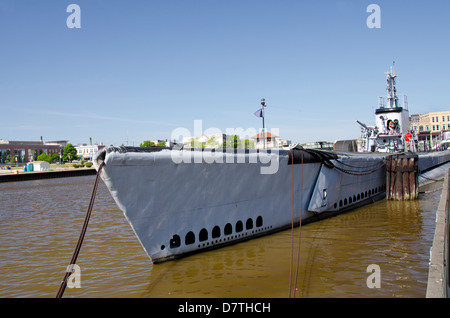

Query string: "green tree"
[[140, 140, 156, 147], [244, 139, 254, 149], [51, 153, 60, 162], [62, 144, 77, 161], [37, 153, 52, 164], [223, 135, 241, 149], [4, 150, 10, 163], [156, 140, 167, 147], [190, 138, 206, 148]]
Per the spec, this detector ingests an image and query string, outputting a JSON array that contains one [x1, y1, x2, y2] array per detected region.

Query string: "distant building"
[[251, 132, 279, 149], [410, 110, 450, 134], [75, 143, 105, 160], [33, 161, 50, 171], [303, 141, 333, 150], [0, 139, 62, 163], [46, 140, 69, 148], [278, 139, 292, 148], [410, 110, 450, 150]]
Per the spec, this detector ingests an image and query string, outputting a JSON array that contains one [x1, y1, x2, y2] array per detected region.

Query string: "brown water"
[[0, 176, 442, 298]]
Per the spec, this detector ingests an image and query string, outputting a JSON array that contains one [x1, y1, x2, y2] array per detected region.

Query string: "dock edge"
[[426, 167, 450, 298]]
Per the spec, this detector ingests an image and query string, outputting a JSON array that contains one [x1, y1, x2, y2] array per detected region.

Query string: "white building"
[[75, 143, 105, 160], [251, 132, 279, 149], [33, 161, 50, 171]]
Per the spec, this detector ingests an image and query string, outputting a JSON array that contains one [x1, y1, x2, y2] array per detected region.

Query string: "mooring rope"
[[55, 161, 105, 298], [295, 148, 387, 176], [332, 160, 387, 176], [289, 151, 295, 297], [293, 152, 304, 298], [289, 151, 303, 298]]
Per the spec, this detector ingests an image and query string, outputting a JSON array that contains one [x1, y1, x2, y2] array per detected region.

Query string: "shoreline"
[[0, 167, 96, 182]]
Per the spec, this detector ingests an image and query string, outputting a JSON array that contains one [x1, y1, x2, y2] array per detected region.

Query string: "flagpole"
[[261, 98, 266, 150]]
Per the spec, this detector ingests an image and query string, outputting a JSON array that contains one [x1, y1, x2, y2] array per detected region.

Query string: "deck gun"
[[356, 120, 377, 136]]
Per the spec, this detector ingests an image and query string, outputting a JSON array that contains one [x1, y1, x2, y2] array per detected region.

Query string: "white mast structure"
[[358, 61, 411, 152]]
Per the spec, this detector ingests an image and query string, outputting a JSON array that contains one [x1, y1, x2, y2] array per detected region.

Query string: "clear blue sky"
[[1, 0, 449, 146]]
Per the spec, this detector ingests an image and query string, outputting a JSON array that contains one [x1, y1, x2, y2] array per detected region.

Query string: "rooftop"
[[251, 132, 279, 139]]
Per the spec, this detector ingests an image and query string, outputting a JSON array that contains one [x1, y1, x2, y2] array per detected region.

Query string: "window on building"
[[419, 126, 423, 132], [436, 116, 439, 122], [432, 117, 435, 122], [443, 116, 446, 122], [437, 125, 440, 130], [426, 125, 429, 131]]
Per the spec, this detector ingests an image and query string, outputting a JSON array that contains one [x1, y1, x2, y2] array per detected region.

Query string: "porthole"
[[170, 235, 180, 248], [224, 223, 232, 235], [236, 221, 243, 232], [185, 231, 195, 245], [199, 228, 208, 242], [246, 218, 253, 230], [212, 225, 221, 238], [256, 216, 263, 227]]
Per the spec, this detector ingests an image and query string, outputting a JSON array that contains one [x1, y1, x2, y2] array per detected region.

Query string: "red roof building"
[[251, 132, 279, 149]]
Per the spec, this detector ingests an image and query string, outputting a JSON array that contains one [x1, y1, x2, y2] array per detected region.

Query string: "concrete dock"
[[426, 167, 450, 298]]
